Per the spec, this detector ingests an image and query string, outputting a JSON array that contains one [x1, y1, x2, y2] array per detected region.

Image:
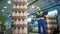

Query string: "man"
[[36, 7, 47, 34]]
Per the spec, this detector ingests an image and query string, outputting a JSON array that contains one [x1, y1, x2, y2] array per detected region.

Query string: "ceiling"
[[0, 0, 59, 15], [0, 0, 13, 16], [0, 0, 7, 11], [27, 0, 40, 13], [0, 0, 40, 15]]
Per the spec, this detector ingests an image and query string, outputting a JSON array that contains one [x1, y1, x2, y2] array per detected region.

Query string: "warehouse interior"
[[0, 0, 60, 34]]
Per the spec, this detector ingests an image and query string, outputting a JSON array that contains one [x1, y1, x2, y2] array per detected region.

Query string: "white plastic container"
[[18, 0, 20, 2], [12, 12, 15, 16], [19, 12, 21, 16], [16, 28, 18, 34], [20, 19, 23, 24], [19, 4, 21, 8], [18, 29, 20, 34], [24, 19, 27, 24], [21, 0, 23, 2], [24, 5, 27, 8], [23, 12, 24, 16], [17, 5, 19, 8], [20, 28, 22, 33], [23, 27, 27, 33], [13, 5, 16, 8], [19, 20, 20, 24], [48, 30, 51, 33], [16, 12, 19, 16], [16, 19, 19, 24], [22, 19, 24, 24], [20, 5, 23, 8], [22, 12, 24, 16], [24, 0, 27, 2], [19, 6, 21, 8], [23, 12, 27, 16], [20, 12, 23, 16], [16, 4, 18, 8], [13, 20, 16, 24], [23, 0, 27, 2]]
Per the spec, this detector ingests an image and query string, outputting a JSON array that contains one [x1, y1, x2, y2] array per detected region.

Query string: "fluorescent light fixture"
[[1, 9, 4, 12], [27, 3, 29, 5], [32, 5, 35, 8], [48, 10, 58, 15], [27, 18, 31, 22], [8, 1, 11, 4], [4, 6, 7, 9]]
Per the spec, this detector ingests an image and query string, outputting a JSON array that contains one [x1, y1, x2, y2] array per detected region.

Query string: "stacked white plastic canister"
[[12, 0, 27, 34]]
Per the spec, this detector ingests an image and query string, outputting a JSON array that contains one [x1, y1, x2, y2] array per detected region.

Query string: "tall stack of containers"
[[12, 0, 27, 34], [46, 15, 57, 34]]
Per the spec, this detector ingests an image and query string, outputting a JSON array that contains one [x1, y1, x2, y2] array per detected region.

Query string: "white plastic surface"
[[16, 12, 19, 16], [20, 19, 23, 24], [16, 19, 19, 24], [12, 12, 15, 16], [23, 27, 27, 33]]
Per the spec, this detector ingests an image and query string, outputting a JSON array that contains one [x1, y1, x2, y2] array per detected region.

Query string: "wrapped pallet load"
[[12, 0, 27, 34], [46, 15, 57, 34]]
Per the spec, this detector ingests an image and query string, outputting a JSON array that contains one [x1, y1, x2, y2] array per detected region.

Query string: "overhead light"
[[48, 10, 58, 15], [1, 9, 4, 12], [32, 5, 35, 8], [8, 0, 11, 4], [4, 6, 7, 9], [27, 18, 31, 22], [27, 3, 29, 5]]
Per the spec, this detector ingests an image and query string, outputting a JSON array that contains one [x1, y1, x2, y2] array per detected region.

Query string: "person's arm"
[[43, 11, 48, 18]]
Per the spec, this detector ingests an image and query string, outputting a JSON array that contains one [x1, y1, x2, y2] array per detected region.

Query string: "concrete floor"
[[29, 33, 38, 34]]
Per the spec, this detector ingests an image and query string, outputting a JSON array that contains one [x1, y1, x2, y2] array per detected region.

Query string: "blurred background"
[[0, 0, 60, 34]]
